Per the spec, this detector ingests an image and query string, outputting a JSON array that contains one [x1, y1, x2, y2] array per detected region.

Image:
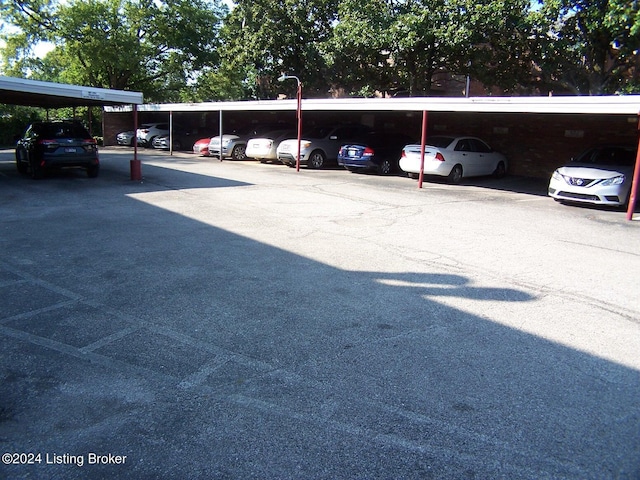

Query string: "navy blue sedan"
[[338, 133, 415, 175]]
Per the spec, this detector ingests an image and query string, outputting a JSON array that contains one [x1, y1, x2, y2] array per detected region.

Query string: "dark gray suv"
[[15, 120, 100, 179]]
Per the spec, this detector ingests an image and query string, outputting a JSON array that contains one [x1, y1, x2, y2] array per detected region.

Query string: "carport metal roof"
[[0, 75, 143, 108], [105, 94, 640, 115]]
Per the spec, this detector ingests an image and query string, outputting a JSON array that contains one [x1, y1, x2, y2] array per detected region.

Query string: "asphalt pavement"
[[1, 147, 639, 479]]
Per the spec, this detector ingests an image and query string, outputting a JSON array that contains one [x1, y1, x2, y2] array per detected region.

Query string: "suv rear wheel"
[[308, 150, 325, 169], [231, 144, 247, 160], [377, 159, 393, 175], [29, 159, 43, 179], [87, 165, 100, 178], [15, 149, 28, 174]]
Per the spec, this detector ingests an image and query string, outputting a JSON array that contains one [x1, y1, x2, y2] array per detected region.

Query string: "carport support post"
[[130, 104, 142, 181], [218, 110, 224, 162], [169, 110, 174, 156], [418, 110, 428, 189], [626, 113, 640, 221]]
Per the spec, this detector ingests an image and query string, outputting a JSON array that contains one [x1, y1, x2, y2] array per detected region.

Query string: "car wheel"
[[231, 144, 247, 160], [448, 164, 463, 184], [493, 161, 506, 178], [87, 165, 99, 178], [308, 150, 325, 169], [377, 159, 393, 175], [15, 149, 28, 175], [28, 156, 44, 179]]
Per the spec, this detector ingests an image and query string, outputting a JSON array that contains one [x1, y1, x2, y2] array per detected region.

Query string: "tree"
[[464, 0, 542, 94], [533, 0, 640, 94], [327, 0, 396, 96], [219, 0, 339, 99], [329, 0, 538, 97], [0, 0, 229, 101]]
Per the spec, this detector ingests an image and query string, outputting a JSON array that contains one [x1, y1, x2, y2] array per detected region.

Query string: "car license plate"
[[348, 149, 357, 157], [65, 147, 77, 153]]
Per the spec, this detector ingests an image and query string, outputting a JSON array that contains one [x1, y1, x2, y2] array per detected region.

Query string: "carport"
[[0, 75, 144, 179], [105, 95, 640, 219]]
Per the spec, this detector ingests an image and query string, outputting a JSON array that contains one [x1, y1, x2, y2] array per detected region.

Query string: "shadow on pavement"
[[0, 154, 638, 479]]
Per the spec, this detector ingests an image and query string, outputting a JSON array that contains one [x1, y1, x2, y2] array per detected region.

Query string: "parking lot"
[[1, 147, 639, 479]]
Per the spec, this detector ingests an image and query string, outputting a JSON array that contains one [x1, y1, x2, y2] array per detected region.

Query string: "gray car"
[[15, 120, 100, 179], [277, 124, 373, 169], [116, 130, 135, 146]]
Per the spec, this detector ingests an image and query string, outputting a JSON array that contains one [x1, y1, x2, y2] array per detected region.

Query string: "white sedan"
[[548, 145, 637, 207], [399, 135, 507, 183], [246, 129, 296, 163]]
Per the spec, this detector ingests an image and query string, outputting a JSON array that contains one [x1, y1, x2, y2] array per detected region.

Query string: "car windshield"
[[575, 146, 636, 166], [426, 136, 456, 148]]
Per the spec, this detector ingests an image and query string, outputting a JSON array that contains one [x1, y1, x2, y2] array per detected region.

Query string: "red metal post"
[[295, 82, 302, 172], [418, 110, 428, 189], [131, 104, 142, 181], [625, 113, 640, 221]]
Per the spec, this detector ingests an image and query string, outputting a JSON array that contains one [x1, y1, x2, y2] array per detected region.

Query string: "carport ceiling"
[[0, 75, 143, 108]]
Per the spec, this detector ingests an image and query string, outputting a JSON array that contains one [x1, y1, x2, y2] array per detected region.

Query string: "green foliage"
[[533, 0, 639, 94], [0, 105, 42, 145], [182, 65, 252, 101], [0, 0, 638, 99], [0, 0, 228, 100], [220, 0, 339, 99]]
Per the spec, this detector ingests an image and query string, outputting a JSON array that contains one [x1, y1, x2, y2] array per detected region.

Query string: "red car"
[[192, 137, 211, 156]]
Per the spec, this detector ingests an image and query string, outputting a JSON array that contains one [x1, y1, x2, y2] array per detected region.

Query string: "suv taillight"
[[82, 138, 98, 151], [363, 147, 375, 156], [38, 139, 59, 150]]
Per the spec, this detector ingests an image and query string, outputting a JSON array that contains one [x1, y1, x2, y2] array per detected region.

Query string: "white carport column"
[[417, 110, 428, 189], [219, 109, 223, 162], [131, 104, 142, 180], [626, 112, 640, 221]]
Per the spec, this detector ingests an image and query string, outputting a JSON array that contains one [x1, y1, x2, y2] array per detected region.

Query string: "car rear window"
[[305, 126, 334, 139], [39, 122, 91, 139], [426, 136, 455, 148]]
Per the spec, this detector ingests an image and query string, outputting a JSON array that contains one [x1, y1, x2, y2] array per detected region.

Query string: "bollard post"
[[130, 159, 142, 181]]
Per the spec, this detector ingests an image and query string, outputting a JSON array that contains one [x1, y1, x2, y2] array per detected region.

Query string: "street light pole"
[[278, 74, 302, 172]]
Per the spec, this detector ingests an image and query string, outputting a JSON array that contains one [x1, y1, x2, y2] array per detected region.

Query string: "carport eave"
[[0, 75, 143, 108], [111, 95, 640, 116]]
